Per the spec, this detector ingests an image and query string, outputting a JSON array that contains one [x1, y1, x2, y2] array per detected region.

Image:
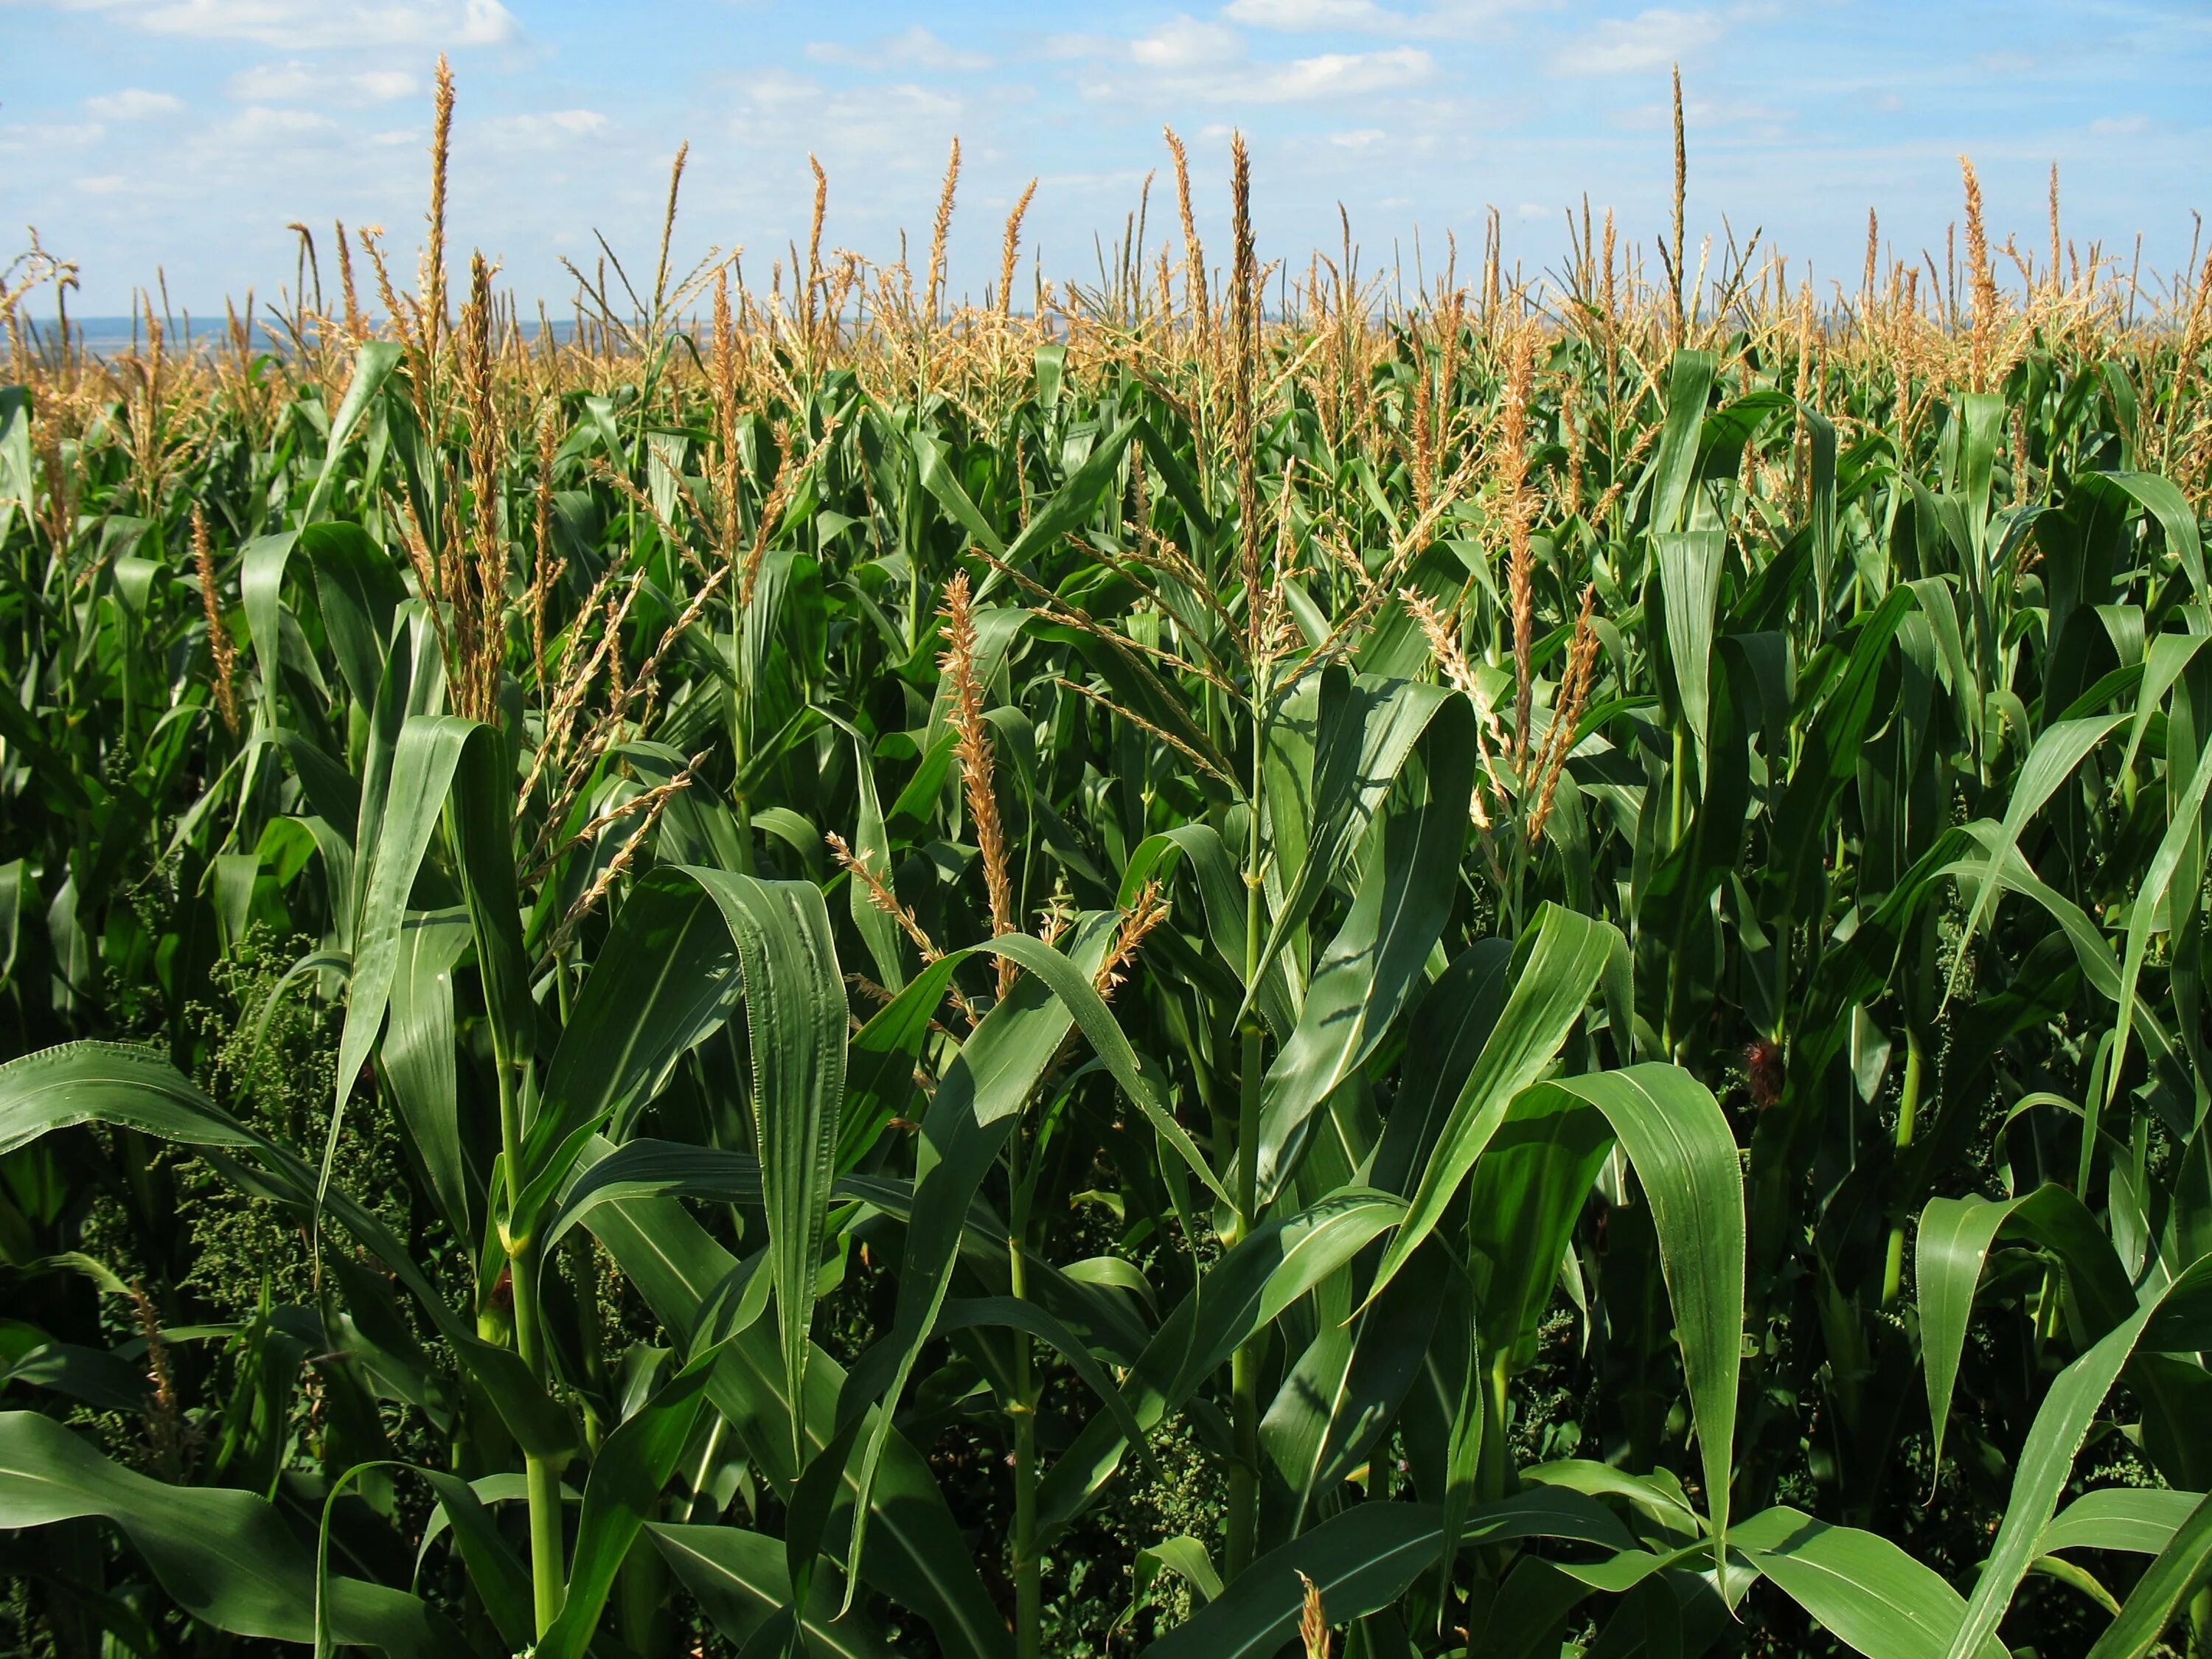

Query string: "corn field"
[[9, 67, 2212, 1658]]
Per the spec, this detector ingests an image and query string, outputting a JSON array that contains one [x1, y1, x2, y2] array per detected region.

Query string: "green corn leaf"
[[912, 427, 1007, 557], [238, 529, 301, 723], [0, 1041, 577, 1461], [846, 730, 906, 989], [333, 717, 487, 1116], [2043, 1488, 2206, 1558], [1737, 1506, 2006, 1659], [2112, 737, 2212, 1110], [535, 1353, 718, 1659], [2086, 470, 2209, 613], [0, 384, 29, 548], [1648, 349, 1719, 535], [650, 1523, 895, 1657], [0, 1411, 461, 1655], [682, 869, 846, 1473], [0, 1040, 253, 1158], [986, 930, 1229, 1203], [1120, 821, 1296, 1037], [1371, 939, 1514, 1197], [1037, 1185, 1406, 1538], [934, 1295, 1155, 1468], [1655, 527, 1725, 760], [997, 414, 1141, 573], [1944, 713, 2126, 1009], [1143, 1501, 1444, 1659], [1255, 695, 1474, 1198], [1464, 1085, 1614, 1378], [1944, 1251, 2212, 1659], [1121, 1535, 1222, 1634], [414, 1470, 535, 1651], [300, 520, 407, 711], [1522, 1064, 1744, 1562], [1267, 1239, 1444, 1537], [1144, 1491, 1639, 1658], [521, 866, 745, 1205], [1367, 904, 1620, 1306], [1916, 1192, 2016, 1475], [1520, 1461, 1705, 1540], [1242, 673, 1465, 1020], [2083, 1489, 2212, 1658], [840, 925, 1110, 1599], [302, 339, 403, 523], [583, 1178, 1012, 1656], [379, 907, 472, 1242], [543, 1138, 762, 1248]]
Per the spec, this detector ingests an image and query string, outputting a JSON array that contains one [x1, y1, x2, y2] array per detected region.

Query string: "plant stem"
[[1009, 1133, 1041, 1659], [508, 1240, 564, 1635], [1669, 720, 1688, 852], [495, 1053, 563, 1636], [1878, 1024, 1927, 1307], [1227, 692, 1267, 1582], [1226, 1028, 1263, 1580], [731, 652, 755, 877]]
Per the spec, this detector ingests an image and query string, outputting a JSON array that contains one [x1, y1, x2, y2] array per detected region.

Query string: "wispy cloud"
[[38, 0, 518, 49], [1551, 7, 1727, 75], [1224, 0, 1398, 27], [807, 24, 990, 72], [226, 61, 420, 103], [222, 104, 341, 140], [480, 108, 610, 147], [726, 69, 967, 176], [1222, 0, 1526, 38], [1058, 15, 1435, 103], [1611, 94, 1790, 134], [84, 88, 184, 119], [0, 120, 108, 156]]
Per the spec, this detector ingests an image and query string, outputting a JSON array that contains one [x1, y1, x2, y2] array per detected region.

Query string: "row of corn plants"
[[9, 72, 2212, 1656]]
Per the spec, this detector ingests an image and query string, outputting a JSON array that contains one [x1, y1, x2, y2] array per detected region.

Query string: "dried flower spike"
[[940, 573, 1017, 998]]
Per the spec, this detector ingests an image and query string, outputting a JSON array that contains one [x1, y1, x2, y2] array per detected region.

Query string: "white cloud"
[[1133, 16, 1242, 68], [1222, 0, 1523, 36], [42, 0, 518, 49], [726, 71, 965, 174], [1330, 126, 1388, 147], [1551, 7, 1725, 75], [226, 61, 420, 103], [1060, 15, 1435, 103], [1612, 94, 1790, 133], [2090, 114, 2149, 135], [355, 69, 420, 100], [84, 88, 185, 119], [1269, 46, 1433, 97], [1228, 0, 1388, 24], [807, 24, 990, 72], [479, 109, 610, 147], [0, 120, 108, 155], [228, 61, 316, 100], [223, 104, 341, 139]]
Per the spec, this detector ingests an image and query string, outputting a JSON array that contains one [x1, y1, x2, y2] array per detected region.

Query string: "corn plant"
[[8, 74, 2212, 1658]]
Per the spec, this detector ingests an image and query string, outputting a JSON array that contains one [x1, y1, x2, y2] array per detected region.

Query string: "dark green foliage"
[[5, 181, 2212, 1659]]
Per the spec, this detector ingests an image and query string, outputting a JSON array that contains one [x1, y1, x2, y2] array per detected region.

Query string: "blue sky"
[[7, 0, 2211, 316]]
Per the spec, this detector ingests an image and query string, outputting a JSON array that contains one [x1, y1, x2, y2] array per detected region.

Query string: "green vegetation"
[[7, 71, 2212, 1657]]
